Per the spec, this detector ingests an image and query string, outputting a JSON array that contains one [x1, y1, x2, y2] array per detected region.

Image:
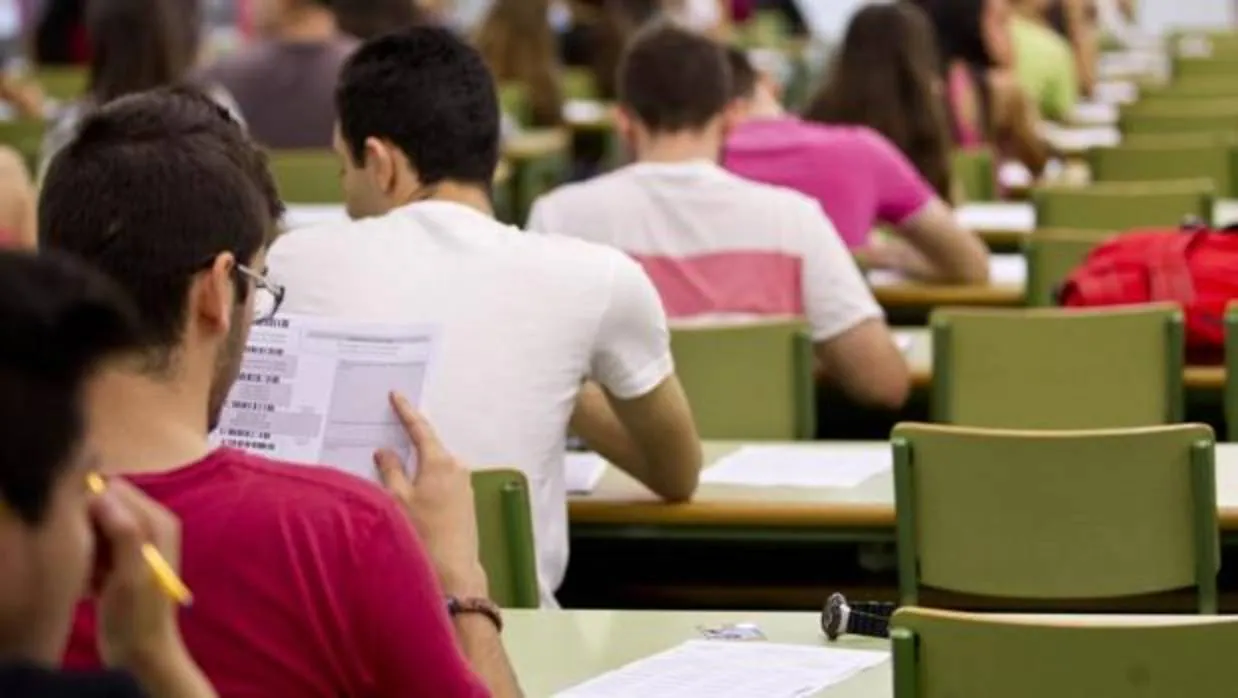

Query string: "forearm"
[[454, 615, 524, 698], [125, 644, 217, 698]]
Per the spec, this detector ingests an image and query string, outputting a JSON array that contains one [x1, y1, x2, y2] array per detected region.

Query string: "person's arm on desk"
[[569, 255, 702, 501], [376, 394, 523, 698]]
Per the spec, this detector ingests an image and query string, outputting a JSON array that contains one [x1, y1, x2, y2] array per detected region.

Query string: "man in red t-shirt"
[[38, 87, 519, 697]]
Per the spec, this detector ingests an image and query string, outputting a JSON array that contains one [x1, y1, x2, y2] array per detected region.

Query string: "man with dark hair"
[[269, 26, 702, 606], [721, 47, 990, 284], [0, 251, 215, 697], [40, 87, 513, 697], [203, 0, 357, 148], [530, 23, 911, 410]]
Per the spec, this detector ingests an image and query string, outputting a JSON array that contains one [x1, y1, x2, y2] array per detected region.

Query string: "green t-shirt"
[[1011, 15, 1079, 122]]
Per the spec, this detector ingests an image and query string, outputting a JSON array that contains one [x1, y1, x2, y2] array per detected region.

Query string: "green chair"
[[931, 305, 1185, 429], [1122, 96, 1238, 117], [1144, 76, 1238, 100], [1024, 230, 1110, 307], [1120, 110, 1238, 136], [1175, 57, 1238, 79], [670, 321, 815, 440], [1088, 142, 1238, 196], [471, 468, 539, 608], [35, 66, 86, 101], [562, 68, 599, 101], [1033, 180, 1214, 231], [0, 120, 46, 171], [499, 82, 532, 128], [267, 150, 342, 203], [951, 149, 997, 203], [506, 130, 569, 225], [892, 609, 1238, 697], [1224, 303, 1238, 441], [893, 423, 1218, 611]]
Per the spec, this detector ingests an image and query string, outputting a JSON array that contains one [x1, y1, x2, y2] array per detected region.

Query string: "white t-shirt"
[[528, 161, 883, 342], [267, 201, 674, 605]]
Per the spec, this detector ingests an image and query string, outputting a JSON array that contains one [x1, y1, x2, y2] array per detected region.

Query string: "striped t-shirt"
[[528, 160, 883, 342]]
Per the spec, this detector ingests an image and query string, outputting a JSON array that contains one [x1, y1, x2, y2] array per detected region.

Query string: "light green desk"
[[506, 609, 889, 697], [893, 327, 1225, 391], [568, 441, 1238, 536]]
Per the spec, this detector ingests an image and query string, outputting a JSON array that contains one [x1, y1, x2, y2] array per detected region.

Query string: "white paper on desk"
[[210, 314, 441, 482], [702, 446, 890, 489], [1092, 79, 1138, 105], [563, 99, 609, 124], [553, 639, 888, 698], [989, 254, 1027, 285], [1039, 123, 1121, 152], [955, 202, 1035, 234], [565, 452, 608, 494], [1070, 101, 1119, 126]]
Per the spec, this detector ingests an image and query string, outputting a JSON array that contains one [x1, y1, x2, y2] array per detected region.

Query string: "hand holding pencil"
[[87, 475, 198, 674]]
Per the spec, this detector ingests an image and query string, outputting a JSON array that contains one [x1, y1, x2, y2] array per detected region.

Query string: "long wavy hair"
[[803, 2, 954, 200], [475, 0, 564, 126]]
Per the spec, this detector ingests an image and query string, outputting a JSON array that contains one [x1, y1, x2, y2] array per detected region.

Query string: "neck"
[[403, 181, 496, 217], [272, 9, 337, 42], [741, 92, 786, 120], [86, 359, 213, 476], [634, 130, 724, 164]]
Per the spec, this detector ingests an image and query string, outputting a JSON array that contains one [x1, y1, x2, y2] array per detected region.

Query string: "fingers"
[[101, 479, 180, 567], [389, 392, 448, 466], [373, 449, 413, 498]]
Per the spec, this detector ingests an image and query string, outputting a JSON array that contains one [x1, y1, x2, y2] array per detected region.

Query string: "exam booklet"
[[210, 313, 441, 482]]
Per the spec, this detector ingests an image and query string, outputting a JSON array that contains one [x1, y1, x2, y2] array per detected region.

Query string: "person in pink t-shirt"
[[39, 88, 519, 698], [724, 48, 989, 284]]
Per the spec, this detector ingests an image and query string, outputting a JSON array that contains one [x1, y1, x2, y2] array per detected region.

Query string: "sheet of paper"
[[955, 202, 1035, 234], [1040, 123, 1122, 152], [701, 445, 890, 489], [1070, 101, 1119, 126], [894, 331, 914, 353], [211, 314, 441, 482], [284, 204, 348, 230], [563, 99, 610, 124], [554, 640, 888, 698], [989, 254, 1027, 285], [1092, 79, 1139, 105], [565, 452, 608, 494], [997, 161, 1032, 190]]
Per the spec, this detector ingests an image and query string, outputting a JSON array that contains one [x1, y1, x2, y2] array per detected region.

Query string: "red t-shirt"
[[64, 448, 490, 698]]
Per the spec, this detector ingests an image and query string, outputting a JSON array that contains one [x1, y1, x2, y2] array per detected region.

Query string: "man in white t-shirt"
[[266, 27, 702, 605], [529, 23, 910, 409]]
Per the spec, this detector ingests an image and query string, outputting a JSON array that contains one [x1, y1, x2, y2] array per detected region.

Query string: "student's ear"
[[613, 107, 637, 148], [758, 73, 784, 104], [720, 100, 744, 133], [363, 137, 399, 196], [192, 252, 238, 337]]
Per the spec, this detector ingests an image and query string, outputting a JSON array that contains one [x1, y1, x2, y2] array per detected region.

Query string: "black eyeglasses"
[[235, 263, 285, 323]]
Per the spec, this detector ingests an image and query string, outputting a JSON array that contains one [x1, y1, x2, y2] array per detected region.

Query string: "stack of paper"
[[565, 453, 608, 494], [701, 446, 890, 489], [954, 202, 1035, 234], [554, 640, 888, 697]]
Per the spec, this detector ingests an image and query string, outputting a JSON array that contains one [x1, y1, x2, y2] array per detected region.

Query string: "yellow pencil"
[[86, 474, 194, 606]]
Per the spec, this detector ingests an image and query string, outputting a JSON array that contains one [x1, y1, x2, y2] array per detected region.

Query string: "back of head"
[[617, 21, 731, 133], [910, 0, 995, 68], [0, 251, 138, 525], [38, 88, 283, 360], [86, 0, 199, 104], [804, 2, 953, 199], [475, 0, 563, 125], [336, 25, 500, 187], [334, 0, 428, 39], [725, 45, 758, 102], [590, 0, 664, 99]]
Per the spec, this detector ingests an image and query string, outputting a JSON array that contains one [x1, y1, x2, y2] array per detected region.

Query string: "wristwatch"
[[446, 596, 503, 633]]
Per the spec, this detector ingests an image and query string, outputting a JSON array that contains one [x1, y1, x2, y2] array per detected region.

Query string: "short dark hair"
[[333, 0, 429, 40], [617, 22, 731, 133], [336, 26, 500, 186], [725, 46, 758, 101], [86, 0, 200, 103], [39, 88, 283, 361], [0, 251, 139, 524]]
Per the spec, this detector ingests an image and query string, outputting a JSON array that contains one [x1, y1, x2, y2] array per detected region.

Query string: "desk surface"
[[506, 609, 889, 697], [894, 326, 1225, 391], [957, 199, 1238, 237], [869, 255, 1025, 308], [568, 441, 1238, 530]]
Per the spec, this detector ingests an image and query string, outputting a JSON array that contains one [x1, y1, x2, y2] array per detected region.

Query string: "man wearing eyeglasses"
[[38, 88, 519, 697]]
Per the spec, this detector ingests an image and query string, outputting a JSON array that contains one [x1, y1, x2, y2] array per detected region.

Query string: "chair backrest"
[[268, 150, 342, 203], [1024, 230, 1111, 307], [1032, 180, 1214, 230], [1088, 142, 1238, 196], [0, 120, 46, 171], [1120, 109, 1238, 135], [471, 468, 539, 608], [1121, 97, 1238, 118], [499, 82, 532, 127], [1175, 57, 1238, 79], [1144, 76, 1238, 99], [36, 66, 86, 101], [931, 305, 1184, 428], [1224, 302, 1238, 441], [670, 320, 815, 440], [893, 423, 1218, 610], [951, 148, 996, 203], [892, 609, 1238, 698], [562, 68, 599, 100]]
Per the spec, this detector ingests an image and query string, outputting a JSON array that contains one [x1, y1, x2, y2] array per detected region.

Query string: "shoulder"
[[213, 449, 403, 530], [531, 170, 632, 214], [270, 216, 384, 268], [722, 168, 825, 215]]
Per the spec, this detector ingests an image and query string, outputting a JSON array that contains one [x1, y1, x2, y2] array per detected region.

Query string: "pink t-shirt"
[[64, 449, 489, 698], [723, 119, 935, 249]]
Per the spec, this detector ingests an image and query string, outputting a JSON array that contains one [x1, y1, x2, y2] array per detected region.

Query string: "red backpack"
[[1059, 225, 1238, 364]]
